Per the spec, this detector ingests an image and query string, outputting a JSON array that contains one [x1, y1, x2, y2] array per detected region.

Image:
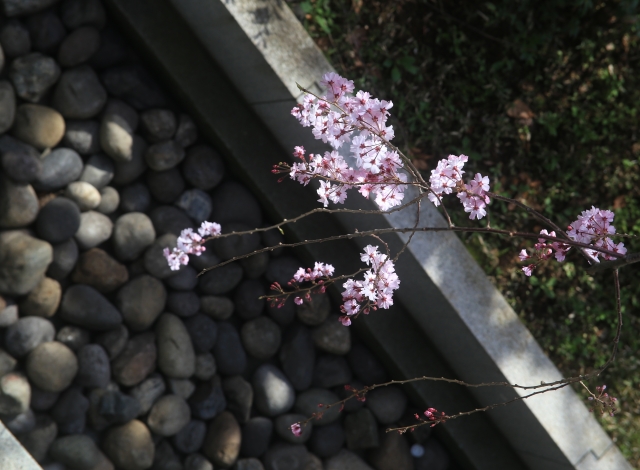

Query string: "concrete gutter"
[[102, 1, 632, 469], [0, 421, 41, 470]]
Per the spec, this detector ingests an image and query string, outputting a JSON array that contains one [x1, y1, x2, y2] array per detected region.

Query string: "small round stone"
[[312, 355, 352, 388], [0, 231, 52, 296], [147, 394, 191, 436], [150, 205, 193, 237], [35, 148, 84, 191], [129, 374, 165, 416], [4, 316, 55, 358], [263, 443, 310, 470], [75, 343, 110, 388], [71, 247, 129, 293], [103, 420, 155, 470], [0, 148, 41, 184], [0, 20, 31, 58], [9, 53, 60, 103], [188, 376, 226, 420], [165, 265, 198, 291], [156, 313, 196, 379], [75, 210, 113, 249], [113, 212, 156, 261], [252, 364, 295, 417], [365, 386, 408, 424], [143, 233, 178, 279], [29, 385, 59, 412], [172, 419, 206, 454], [294, 389, 341, 426], [184, 453, 213, 470], [146, 168, 185, 203], [200, 296, 234, 321], [312, 316, 351, 355], [50, 386, 89, 434], [0, 177, 39, 228], [57, 26, 101, 67], [241, 316, 281, 360], [111, 137, 148, 186], [19, 414, 57, 463], [221, 376, 253, 424], [47, 238, 78, 280], [0, 80, 16, 134], [168, 378, 196, 401], [12, 104, 65, 151], [119, 182, 151, 213], [65, 181, 101, 211], [97, 186, 120, 214], [0, 303, 18, 329], [95, 324, 129, 360], [266, 256, 301, 286], [111, 332, 157, 387], [52, 65, 107, 119], [90, 26, 127, 69], [296, 294, 331, 326], [26, 341, 78, 393], [347, 343, 388, 385], [309, 422, 345, 458], [195, 353, 217, 381], [117, 275, 167, 331], [368, 432, 414, 470], [55, 325, 90, 351], [202, 411, 241, 468], [100, 99, 139, 162], [166, 291, 200, 318], [275, 413, 312, 444], [26, 11, 65, 52], [240, 417, 273, 458], [18, 276, 61, 318], [140, 108, 176, 142], [0, 372, 30, 416], [279, 324, 315, 391], [49, 434, 111, 470], [184, 314, 217, 352], [145, 140, 185, 171], [182, 145, 224, 190], [59, 284, 123, 331], [198, 263, 243, 296], [63, 120, 101, 155], [4, 408, 36, 436], [214, 222, 260, 262], [213, 322, 247, 376], [240, 250, 269, 280]]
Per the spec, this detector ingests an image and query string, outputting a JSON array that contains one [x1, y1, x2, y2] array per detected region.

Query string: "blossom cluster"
[[287, 73, 407, 211], [428, 154, 491, 220], [587, 384, 618, 417], [163, 221, 221, 271], [519, 207, 626, 276], [339, 245, 400, 326]]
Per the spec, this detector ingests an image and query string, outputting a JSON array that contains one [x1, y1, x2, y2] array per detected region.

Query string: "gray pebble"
[[309, 422, 345, 458], [156, 313, 196, 379], [113, 212, 156, 261], [344, 409, 378, 450], [184, 453, 213, 470], [152, 440, 182, 470], [0, 20, 30, 58], [235, 458, 265, 470], [55, 325, 90, 351], [182, 145, 224, 190], [53, 65, 107, 121], [98, 390, 141, 424], [280, 324, 315, 391], [4, 316, 55, 358], [19, 276, 59, 316], [0, 231, 52, 296], [0, 348, 17, 376], [57, 26, 101, 67], [167, 378, 196, 400], [129, 374, 165, 416], [240, 417, 273, 458], [34, 148, 84, 192], [102, 420, 155, 470], [101, 63, 168, 110], [0, 80, 16, 134], [9, 52, 60, 102], [195, 353, 217, 381], [143, 233, 178, 279], [0, 301, 18, 328], [75, 210, 114, 249], [198, 263, 243, 295], [147, 394, 190, 436], [213, 322, 247, 376], [1, 148, 41, 184], [36, 197, 81, 243], [18, 415, 57, 463], [51, 386, 88, 434], [365, 385, 407, 424], [312, 355, 352, 388], [175, 188, 211, 223], [172, 419, 206, 454], [200, 296, 234, 321], [4, 408, 36, 435], [175, 114, 197, 147], [262, 443, 309, 470], [297, 294, 331, 327], [241, 316, 281, 360], [294, 389, 341, 426], [60, 284, 122, 331], [71, 247, 129, 293], [12, 104, 65, 150], [111, 332, 157, 387], [252, 364, 295, 417], [146, 167, 185, 203], [275, 413, 311, 444], [146, 140, 185, 171], [49, 433, 112, 470], [80, 153, 114, 187], [347, 343, 388, 385], [47, 238, 78, 280], [61, 0, 106, 29], [29, 385, 58, 411], [167, 291, 200, 318], [312, 315, 350, 355], [267, 297, 296, 326], [325, 449, 374, 470], [369, 432, 414, 470], [150, 205, 193, 237], [165, 265, 198, 291], [202, 411, 241, 468], [140, 108, 176, 142], [117, 274, 166, 331], [97, 185, 120, 214], [210, 181, 262, 227], [221, 375, 253, 424], [26, 341, 78, 393], [65, 181, 101, 211], [119, 182, 151, 213], [26, 10, 66, 52], [0, 372, 30, 416], [95, 324, 129, 359], [100, 99, 139, 162], [0, 177, 39, 228], [111, 135, 148, 184], [188, 375, 226, 421], [75, 343, 110, 388]]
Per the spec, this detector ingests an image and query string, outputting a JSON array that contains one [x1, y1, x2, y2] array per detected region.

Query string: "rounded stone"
[[57, 26, 101, 67], [26, 341, 78, 393], [18, 276, 61, 318], [119, 182, 151, 213], [213, 322, 247, 376], [103, 420, 155, 470], [52, 65, 107, 119], [50, 386, 89, 434], [221, 376, 253, 424], [4, 316, 55, 358], [198, 262, 243, 295], [0, 20, 31, 58], [172, 419, 206, 454], [241, 316, 281, 360], [188, 376, 226, 420], [0, 231, 52, 296], [75, 343, 110, 388], [61, 0, 107, 29], [12, 104, 65, 151], [156, 313, 196, 379], [0, 177, 39, 228], [312, 355, 352, 389], [275, 413, 312, 444], [26, 11, 65, 52], [200, 296, 234, 321], [365, 386, 408, 424], [240, 417, 273, 458], [49, 434, 112, 470], [1, 149, 41, 184], [210, 181, 262, 227], [65, 181, 101, 211], [47, 238, 79, 281], [263, 443, 310, 470], [143, 233, 178, 279], [294, 389, 342, 426], [312, 316, 351, 355], [279, 324, 315, 391], [147, 394, 191, 437], [150, 205, 193, 237], [184, 314, 217, 352], [59, 284, 123, 331], [146, 140, 185, 171], [0, 80, 16, 134], [75, 210, 113, 249], [55, 325, 90, 351], [146, 168, 185, 204], [129, 374, 164, 416], [202, 411, 241, 468], [252, 364, 295, 417], [166, 291, 200, 318], [97, 186, 119, 214], [296, 294, 331, 326], [140, 108, 176, 142], [9, 53, 60, 103], [184, 453, 213, 470], [309, 422, 345, 458], [165, 265, 198, 291], [100, 99, 139, 162], [29, 385, 59, 412], [0, 372, 30, 416], [117, 275, 167, 331], [18, 414, 57, 463], [111, 136, 148, 184], [111, 333, 157, 387], [35, 197, 80, 244], [182, 145, 225, 191], [195, 353, 217, 381], [174, 188, 212, 224], [4, 407, 36, 436], [95, 324, 129, 360], [0, 303, 18, 329], [63, 120, 101, 155], [240, 250, 269, 280], [71, 247, 129, 293], [36, 148, 84, 191], [113, 212, 156, 261]]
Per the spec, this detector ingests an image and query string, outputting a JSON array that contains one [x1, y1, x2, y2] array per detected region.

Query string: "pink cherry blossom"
[[164, 221, 222, 271], [290, 422, 303, 437]]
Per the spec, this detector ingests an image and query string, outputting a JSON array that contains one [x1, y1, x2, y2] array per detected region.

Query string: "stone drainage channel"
[[0, 1, 454, 470]]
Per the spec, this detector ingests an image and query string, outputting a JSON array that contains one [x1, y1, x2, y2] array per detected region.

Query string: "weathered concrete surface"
[[0, 421, 42, 470]]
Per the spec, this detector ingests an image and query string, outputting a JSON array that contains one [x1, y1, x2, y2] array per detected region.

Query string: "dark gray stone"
[[325, 449, 373, 470], [26, 341, 78, 393], [75, 343, 110, 388], [0, 300, 18, 328], [365, 385, 408, 425], [50, 387, 88, 434], [146, 168, 185, 203], [25, 11, 65, 52], [189, 376, 226, 421], [143, 233, 178, 279], [1, 148, 41, 184], [221, 375, 253, 424], [3, 408, 36, 435], [267, 298, 296, 326], [266, 256, 301, 287], [140, 108, 176, 142], [119, 182, 151, 213], [47, 238, 78, 280], [29, 385, 59, 411], [100, 99, 139, 162], [52, 65, 106, 119], [60, 0, 106, 29], [60, 284, 122, 331], [262, 443, 309, 470], [3, 316, 54, 358], [252, 364, 294, 417], [262, 229, 285, 257], [0, 20, 30, 58], [234, 279, 266, 321], [200, 295, 234, 321], [313, 355, 352, 388], [167, 378, 195, 400], [49, 433, 112, 469], [347, 343, 388, 385], [117, 274, 166, 331], [9, 52, 59, 102], [111, 135, 148, 184], [213, 223, 260, 263], [240, 417, 273, 458], [337, 379, 366, 413], [150, 205, 193, 237], [167, 291, 201, 318], [279, 324, 315, 391], [240, 251, 269, 280], [344, 408, 378, 450], [213, 322, 247, 376], [101, 63, 168, 110], [172, 419, 206, 454], [0, 176, 38, 228], [111, 332, 157, 387], [129, 374, 165, 416], [0, 348, 17, 377], [34, 148, 84, 192], [97, 390, 141, 425], [151, 440, 182, 470], [0, 80, 16, 134], [18, 415, 57, 463], [195, 353, 217, 381], [296, 294, 331, 327], [198, 262, 243, 296], [146, 140, 185, 172], [175, 188, 211, 223], [57, 26, 100, 67], [35, 197, 81, 244], [55, 325, 90, 351], [309, 422, 345, 458], [113, 212, 156, 261], [165, 265, 198, 291], [184, 453, 213, 470], [175, 113, 197, 147], [0, 231, 52, 296], [312, 315, 350, 355], [184, 314, 217, 352], [210, 181, 262, 227], [156, 313, 196, 379], [182, 145, 224, 191], [275, 413, 311, 444], [368, 432, 413, 470], [241, 316, 281, 361], [95, 324, 129, 360]]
